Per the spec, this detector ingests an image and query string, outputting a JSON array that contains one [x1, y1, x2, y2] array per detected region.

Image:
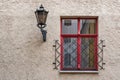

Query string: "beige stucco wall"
[[0, 0, 120, 80]]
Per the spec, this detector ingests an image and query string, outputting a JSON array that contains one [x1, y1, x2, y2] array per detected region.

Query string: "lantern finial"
[[39, 4, 44, 10], [40, 4, 43, 8]]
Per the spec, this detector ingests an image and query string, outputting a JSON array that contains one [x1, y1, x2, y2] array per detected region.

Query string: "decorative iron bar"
[[53, 40, 61, 69], [98, 40, 106, 70], [53, 39, 106, 70]]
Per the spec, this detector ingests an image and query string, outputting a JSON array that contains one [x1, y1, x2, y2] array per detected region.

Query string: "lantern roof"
[[35, 4, 48, 13]]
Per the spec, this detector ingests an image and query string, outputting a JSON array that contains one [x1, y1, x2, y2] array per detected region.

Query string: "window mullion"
[[77, 19, 81, 69]]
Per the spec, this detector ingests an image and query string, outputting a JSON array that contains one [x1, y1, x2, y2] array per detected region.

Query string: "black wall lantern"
[[35, 4, 49, 41]]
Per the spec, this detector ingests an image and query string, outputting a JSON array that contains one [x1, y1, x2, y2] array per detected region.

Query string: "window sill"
[[59, 70, 99, 74]]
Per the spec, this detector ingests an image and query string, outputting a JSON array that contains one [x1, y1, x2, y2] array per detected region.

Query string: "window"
[[60, 16, 98, 71]]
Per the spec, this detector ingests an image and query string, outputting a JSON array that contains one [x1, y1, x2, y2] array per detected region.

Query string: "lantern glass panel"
[[37, 11, 47, 25]]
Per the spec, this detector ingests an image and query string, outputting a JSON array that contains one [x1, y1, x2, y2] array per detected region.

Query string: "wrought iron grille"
[[53, 39, 106, 70]]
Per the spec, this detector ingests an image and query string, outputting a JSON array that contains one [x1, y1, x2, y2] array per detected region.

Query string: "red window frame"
[[60, 16, 98, 71]]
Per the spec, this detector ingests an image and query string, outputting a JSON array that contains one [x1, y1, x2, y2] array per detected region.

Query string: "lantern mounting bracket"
[[37, 24, 47, 42]]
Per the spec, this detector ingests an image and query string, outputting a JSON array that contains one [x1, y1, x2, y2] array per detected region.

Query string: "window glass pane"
[[62, 19, 78, 34], [63, 38, 77, 69], [81, 38, 95, 69], [80, 19, 96, 34]]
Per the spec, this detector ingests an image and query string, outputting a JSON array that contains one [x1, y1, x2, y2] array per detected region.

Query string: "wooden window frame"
[[60, 16, 98, 71]]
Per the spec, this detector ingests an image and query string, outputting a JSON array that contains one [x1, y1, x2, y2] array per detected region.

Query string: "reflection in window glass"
[[64, 19, 71, 26], [80, 19, 96, 34], [63, 38, 77, 69], [62, 19, 78, 34]]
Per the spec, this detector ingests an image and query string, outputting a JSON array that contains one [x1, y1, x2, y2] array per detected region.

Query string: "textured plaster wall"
[[0, 0, 120, 80]]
